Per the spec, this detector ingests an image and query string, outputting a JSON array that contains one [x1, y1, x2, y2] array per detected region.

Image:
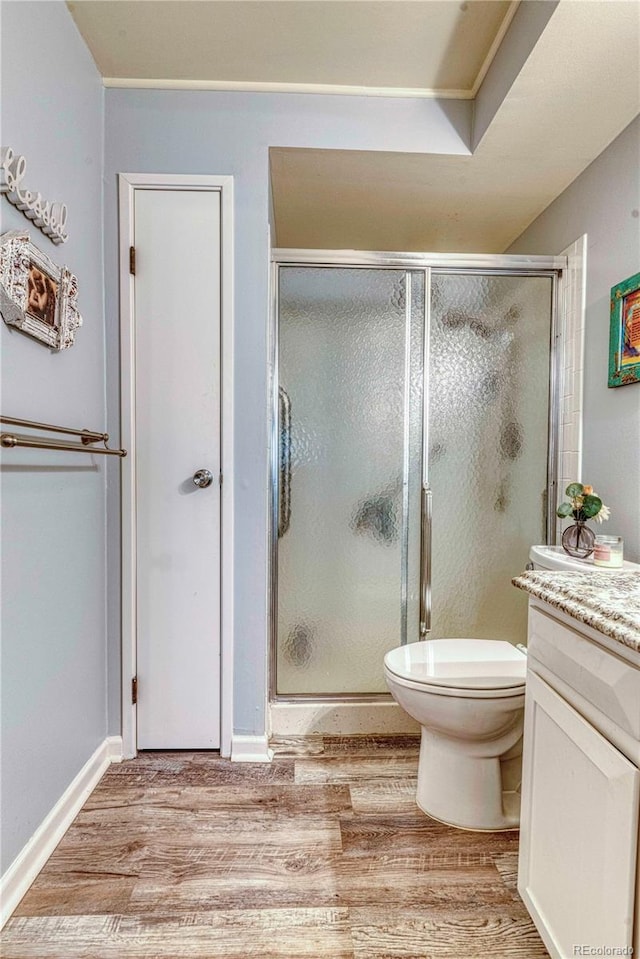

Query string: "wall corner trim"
[[0, 736, 123, 928], [230, 734, 273, 763], [106, 735, 124, 763]]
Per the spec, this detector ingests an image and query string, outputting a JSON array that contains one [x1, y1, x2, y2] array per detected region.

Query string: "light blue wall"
[[104, 89, 472, 736], [0, 1, 106, 871], [509, 116, 640, 562]]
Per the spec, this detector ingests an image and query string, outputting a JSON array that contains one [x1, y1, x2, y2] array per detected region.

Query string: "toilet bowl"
[[384, 638, 526, 831]]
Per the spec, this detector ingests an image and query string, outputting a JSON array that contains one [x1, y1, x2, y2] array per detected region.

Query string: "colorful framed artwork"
[[608, 271, 640, 387]]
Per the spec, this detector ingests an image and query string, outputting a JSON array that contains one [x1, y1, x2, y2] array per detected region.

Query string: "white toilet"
[[384, 545, 580, 831], [384, 638, 526, 831]]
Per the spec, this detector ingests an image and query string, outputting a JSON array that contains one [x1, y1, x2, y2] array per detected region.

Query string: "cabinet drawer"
[[528, 605, 640, 740]]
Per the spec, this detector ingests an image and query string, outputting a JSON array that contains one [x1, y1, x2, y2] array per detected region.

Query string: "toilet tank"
[[529, 544, 639, 571]]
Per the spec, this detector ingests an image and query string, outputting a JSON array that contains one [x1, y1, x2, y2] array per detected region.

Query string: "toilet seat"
[[384, 638, 526, 698]]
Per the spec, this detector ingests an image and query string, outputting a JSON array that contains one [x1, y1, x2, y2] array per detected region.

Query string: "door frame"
[[118, 173, 234, 758]]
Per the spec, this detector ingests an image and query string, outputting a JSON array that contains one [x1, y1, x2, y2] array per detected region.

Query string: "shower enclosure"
[[271, 254, 559, 699]]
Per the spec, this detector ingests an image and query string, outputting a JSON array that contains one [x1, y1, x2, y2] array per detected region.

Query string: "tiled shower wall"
[[557, 235, 587, 541]]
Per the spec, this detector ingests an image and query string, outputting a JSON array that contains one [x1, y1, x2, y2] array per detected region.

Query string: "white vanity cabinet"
[[518, 600, 640, 959]]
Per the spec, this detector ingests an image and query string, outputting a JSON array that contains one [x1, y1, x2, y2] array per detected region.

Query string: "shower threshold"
[[270, 699, 420, 737]]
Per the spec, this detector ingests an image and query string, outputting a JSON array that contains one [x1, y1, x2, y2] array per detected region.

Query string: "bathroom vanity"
[[513, 570, 640, 959]]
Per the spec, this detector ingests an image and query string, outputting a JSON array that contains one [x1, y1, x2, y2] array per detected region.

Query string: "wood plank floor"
[[1, 736, 549, 958]]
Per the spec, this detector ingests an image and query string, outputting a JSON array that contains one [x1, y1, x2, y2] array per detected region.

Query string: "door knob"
[[193, 469, 214, 489]]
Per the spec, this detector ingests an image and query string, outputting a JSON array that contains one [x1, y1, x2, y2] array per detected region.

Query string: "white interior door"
[[134, 188, 221, 749]]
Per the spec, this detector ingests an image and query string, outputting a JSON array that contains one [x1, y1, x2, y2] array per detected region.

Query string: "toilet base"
[[415, 727, 522, 831], [417, 790, 520, 832]]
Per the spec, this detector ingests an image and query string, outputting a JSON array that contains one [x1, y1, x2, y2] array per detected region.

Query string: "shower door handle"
[[420, 486, 432, 636], [278, 386, 292, 538]]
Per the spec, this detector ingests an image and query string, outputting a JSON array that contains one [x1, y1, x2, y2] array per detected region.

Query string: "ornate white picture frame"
[[0, 231, 82, 350]]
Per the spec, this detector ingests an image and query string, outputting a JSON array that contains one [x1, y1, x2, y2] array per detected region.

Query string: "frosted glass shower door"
[[276, 268, 424, 695], [428, 273, 554, 645]]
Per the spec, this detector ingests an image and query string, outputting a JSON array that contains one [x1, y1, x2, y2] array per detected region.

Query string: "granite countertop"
[[512, 570, 640, 653]]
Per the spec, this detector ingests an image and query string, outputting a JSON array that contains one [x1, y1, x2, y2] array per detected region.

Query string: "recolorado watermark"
[[573, 947, 633, 957]]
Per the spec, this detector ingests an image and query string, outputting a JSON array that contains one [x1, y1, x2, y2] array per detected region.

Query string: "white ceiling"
[[66, 0, 640, 253], [67, 0, 516, 97]]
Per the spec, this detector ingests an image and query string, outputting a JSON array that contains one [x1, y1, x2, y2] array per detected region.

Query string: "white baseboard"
[[269, 701, 420, 737], [1, 735, 123, 928], [230, 734, 273, 763]]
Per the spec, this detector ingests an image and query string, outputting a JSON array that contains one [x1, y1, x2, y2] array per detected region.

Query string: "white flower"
[[595, 503, 611, 523]]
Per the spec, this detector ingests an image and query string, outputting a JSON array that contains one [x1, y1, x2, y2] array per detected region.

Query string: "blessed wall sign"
[[0, 147, 68, 245]]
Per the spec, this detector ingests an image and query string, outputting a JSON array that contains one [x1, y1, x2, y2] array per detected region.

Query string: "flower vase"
[[562, 520, 595, 559]]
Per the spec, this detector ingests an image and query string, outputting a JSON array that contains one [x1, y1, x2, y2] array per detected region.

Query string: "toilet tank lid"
[[529, 544, 640, 571], [384, 639, 526, 690], [529, 544, 592, 571]]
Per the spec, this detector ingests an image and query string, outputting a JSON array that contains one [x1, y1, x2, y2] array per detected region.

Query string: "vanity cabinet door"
[[518, 670, 639, 959]]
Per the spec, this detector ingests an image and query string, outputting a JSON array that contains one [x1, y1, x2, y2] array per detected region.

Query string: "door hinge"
[[129, 246, 136, 275], [219, 472, 223, 486], [131, 676, 138, 705]]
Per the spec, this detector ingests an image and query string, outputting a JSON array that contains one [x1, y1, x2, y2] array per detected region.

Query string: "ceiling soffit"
[[271, 2, 640, 253]]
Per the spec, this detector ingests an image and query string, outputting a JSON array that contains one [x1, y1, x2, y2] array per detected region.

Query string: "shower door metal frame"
[[269, 251, 565, 703]]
